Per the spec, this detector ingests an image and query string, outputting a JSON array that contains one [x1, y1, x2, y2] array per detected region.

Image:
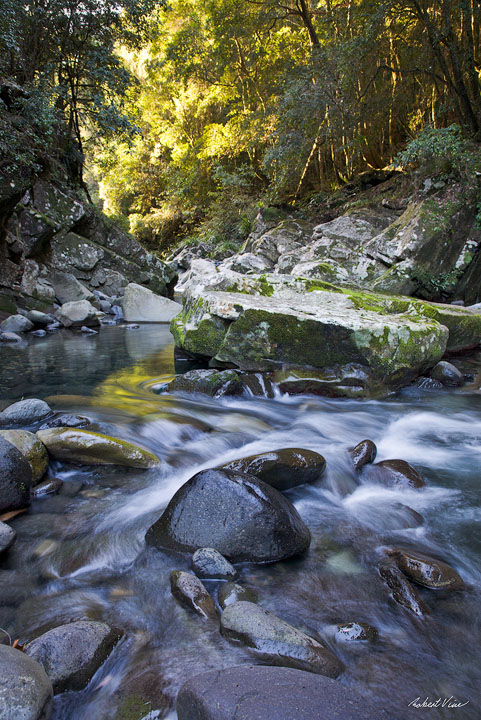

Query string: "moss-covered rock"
[[0, 429, 48, 483], [36, 428, 159, 468]]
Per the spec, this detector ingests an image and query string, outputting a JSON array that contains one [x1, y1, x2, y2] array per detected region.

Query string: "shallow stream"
[[1, 326, 480, 719]]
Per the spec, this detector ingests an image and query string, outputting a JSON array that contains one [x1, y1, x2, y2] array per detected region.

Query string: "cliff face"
[[0, 176, 176, 315]]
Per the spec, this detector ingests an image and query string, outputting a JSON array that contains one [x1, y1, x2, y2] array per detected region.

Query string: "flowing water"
[[1, 325, 480, 720]]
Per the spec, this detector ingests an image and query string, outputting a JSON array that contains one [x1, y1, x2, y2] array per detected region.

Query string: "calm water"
[[0, 326, 480, 720]]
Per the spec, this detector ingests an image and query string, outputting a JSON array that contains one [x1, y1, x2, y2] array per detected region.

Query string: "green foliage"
[[410, 266, 463, 299], [395, 125, 478, 179]]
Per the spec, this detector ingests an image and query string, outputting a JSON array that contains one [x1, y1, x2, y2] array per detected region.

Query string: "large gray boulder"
[[55, 299, 100, 328], [0, 521, 16, 554], [146, 468, 310, 563], [171, 268, 481, 391], [121, 283, 181, 322], [24, 621, 120, 694], [221, 448, 326, 491], [0, 644, 53, 720], [220, 602, 344, 678], [0, 436, 32, 512], [176, 665, 387, 720]]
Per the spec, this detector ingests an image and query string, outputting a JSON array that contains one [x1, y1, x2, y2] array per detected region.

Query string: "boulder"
[[228, 253, 273, 274], [36, 428, 159, 468], [389, 548, 465, 590], [146, 468, 310, 563], [0, 430, 48, 483], [25, 310, 54, 327], [38, 414, 90, 430], [0, 314, 33, 333], [0, 399, 51, 427], [121, 283, 181, 322], [0, 521, 16, 554], [0, 644, 53, 720], [0, 436, 32, 512], [170, 571, 217, 620], [378, 560, 429, 617], [55, 300, 100, 328], [349, 439, 377, 471], [49, 271, 95, 304], [272, 363, 381, 399], [24, 620, 120, 694], [365, 459, 425, 489], [220, 602, 344, 677], [0, 331, 22, 343], [176, 665, 386, 720], [217, 582, 258, 610], [165, 369, 243, 397], [430, 360, 464, 387], [191, 548, 237, 580], [221, 448, 326, 491]]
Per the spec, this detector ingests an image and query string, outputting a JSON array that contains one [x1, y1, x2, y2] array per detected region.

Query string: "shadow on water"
[[0, 329, 480, 719]]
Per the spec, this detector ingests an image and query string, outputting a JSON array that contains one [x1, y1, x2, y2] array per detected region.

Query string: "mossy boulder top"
[[0, 429, 48, 483], [36, 428, 160, 468], [171, 266, 481, 389]]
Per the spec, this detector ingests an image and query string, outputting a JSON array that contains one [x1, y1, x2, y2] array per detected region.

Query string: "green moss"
[[258, 274, 274, 296]]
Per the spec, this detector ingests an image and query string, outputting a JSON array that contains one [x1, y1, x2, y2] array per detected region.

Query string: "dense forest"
[[1, 0, 481, 252]]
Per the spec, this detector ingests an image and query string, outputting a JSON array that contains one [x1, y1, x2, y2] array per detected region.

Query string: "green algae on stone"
[[36, 428, 159, 468], [0, 429, 48, 484]]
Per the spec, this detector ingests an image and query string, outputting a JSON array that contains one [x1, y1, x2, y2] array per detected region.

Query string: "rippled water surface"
[[1, 326, 480, 720]]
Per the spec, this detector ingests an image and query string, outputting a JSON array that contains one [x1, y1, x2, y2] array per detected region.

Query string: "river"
[[0, 325, 480, 719]]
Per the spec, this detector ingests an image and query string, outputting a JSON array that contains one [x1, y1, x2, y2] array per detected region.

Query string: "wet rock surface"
[[221, 448, 326, 491], [430, 360, 464, 387], [217, 582, 258, 610], [146, 468, 311, 562], [0, 644, 53, 720], [220, 601, 344, 677], [170, 571, 217, 619], [36, 428, 159, 468], [379, 560, 430, 617], [0, 435, 32, 511], [349, 439, 377, 471], [166, 369, 243, 397], [390, 548, 465, 590], [365, 459, 425, 488], [0, 521, 16, 554], [335, 622, 378, 643], [24, 620, 120, 694], [176, 665, 387, 720], [191, 548, 237, 580]]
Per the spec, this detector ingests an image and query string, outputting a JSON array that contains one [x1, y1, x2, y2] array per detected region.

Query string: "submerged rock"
[[36, 428, 159, 468], [0, 521, 16, 554], [25, 620, 120, 694], [0, 644, 53, 720], [379, 560, 429, 617], [217, 582, 258, 610], [146, 468, 310, 563], [0, 436, 32, 512], [121, 283, 181, 322], [191, 548, 237, 580], [0, 399, 51, 427], [166, 368, 243, 397], [220, 601, 344, 677], [349, 439, 377, 471], [176, 665, 385, 720], [335, 622, 378, 643], [430, 360, 464, 387], [366, 459, 425, 488], [170, 570, 217, 620], [221, 448, 326, 491], [0, 430, 48, 483], [390, 548, 465, 590], [38, 414, 90, 430]]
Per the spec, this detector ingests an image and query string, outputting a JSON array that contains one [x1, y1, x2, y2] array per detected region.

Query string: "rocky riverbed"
[[0, 325, 480, 719]]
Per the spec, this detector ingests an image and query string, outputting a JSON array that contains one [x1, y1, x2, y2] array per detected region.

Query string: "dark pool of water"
[[1, 327, 480, 719]]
